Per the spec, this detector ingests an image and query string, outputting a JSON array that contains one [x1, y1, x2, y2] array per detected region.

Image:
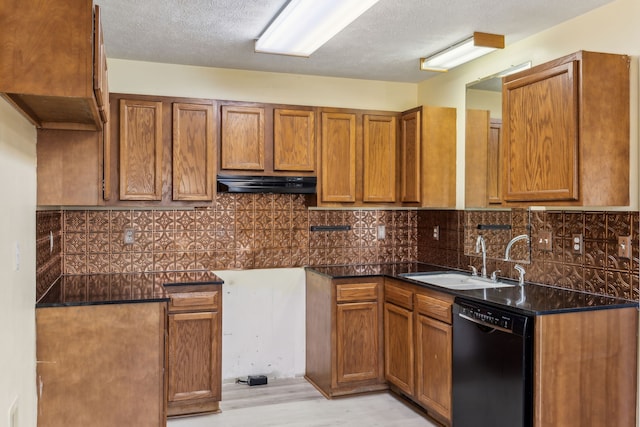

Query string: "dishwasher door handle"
[[458, 312, 512, 334]]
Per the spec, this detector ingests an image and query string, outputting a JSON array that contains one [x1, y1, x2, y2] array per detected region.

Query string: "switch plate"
[[618, 236, 632, 259], [433, 225, 440, 241], [537, 231, 552, 251], [123, 228, 135, 245], [376, 225, 385, 240], [572, 234, 583, 254]]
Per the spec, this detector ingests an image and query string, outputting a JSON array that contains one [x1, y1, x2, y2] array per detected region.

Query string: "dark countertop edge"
[[36, 297, 170, 308], [36, 272, 225, 308], [304, 263, 639, 315]]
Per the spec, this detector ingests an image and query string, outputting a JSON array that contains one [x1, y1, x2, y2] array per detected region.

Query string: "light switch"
[[377, 225, 385, 240], [618, 236, 632, 259], [537, 231, 552, 251]]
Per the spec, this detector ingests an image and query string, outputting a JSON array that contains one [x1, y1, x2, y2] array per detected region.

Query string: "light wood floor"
[[168, 377, 441, 426]]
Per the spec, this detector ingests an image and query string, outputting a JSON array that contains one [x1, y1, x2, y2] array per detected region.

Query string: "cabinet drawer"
[[336, 283, 378, 302], [416, 294, 451, 324], [169, 290, 219, 313], [384, 283, 413, 310]]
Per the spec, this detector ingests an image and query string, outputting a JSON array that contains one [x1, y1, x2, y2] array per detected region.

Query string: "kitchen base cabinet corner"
[[166, 286, 222, 417], [36, 302, 167, 427], [305, 271, 386, 398]]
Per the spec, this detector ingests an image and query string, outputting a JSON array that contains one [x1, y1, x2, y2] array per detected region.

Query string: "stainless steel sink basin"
[[400, 272, 517, 290]]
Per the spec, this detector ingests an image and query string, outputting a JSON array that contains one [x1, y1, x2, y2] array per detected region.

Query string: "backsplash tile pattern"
[[417, 210, 639, 301], [36, 198, 637, 301], [40, 194, 416, 287], [36, 210, 62, 300]]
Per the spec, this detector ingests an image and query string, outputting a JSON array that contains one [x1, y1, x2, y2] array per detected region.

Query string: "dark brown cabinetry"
[[36, 303, 167, 427], [400, 106, 457, 208], [318, 109, 400, 206], [0, 0, 107, 130], [305, 271, 386, 397], [502, 50, 629, 206], [106, 93, 217, 205], [166, 286, 222, 417], [383, 278, 453, 426], [220, 103, 316, 175]]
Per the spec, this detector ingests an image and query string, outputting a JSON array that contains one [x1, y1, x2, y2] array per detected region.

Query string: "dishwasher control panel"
[[458, 303, 513, 331]]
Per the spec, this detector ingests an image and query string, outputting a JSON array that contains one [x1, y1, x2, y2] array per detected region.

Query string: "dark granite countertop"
[[305, 263, 638, 316], [36, 270, 224, 307]]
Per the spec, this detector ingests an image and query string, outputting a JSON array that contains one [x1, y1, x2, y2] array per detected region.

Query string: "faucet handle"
[[490, 269, 501, 282], [514, 264, 526, 285], [468, 265, 478, 276]]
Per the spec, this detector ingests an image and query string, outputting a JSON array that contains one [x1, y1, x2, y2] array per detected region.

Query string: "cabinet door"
[[415, 314, 452, 422], [384, 302, 414, 395], [173, 103, 215, 201], [168, 311, 221, 408], [336, 301, 380, 384], [220, 105, 265, 171], [400, 110, 421, 203], [119, 99, 163, 200], [321, 112, 357, 202], [274, 108, 316, 172], [363, 114, 397, 203], [487, 119, 502, 204], [503, 61, 579, 202]]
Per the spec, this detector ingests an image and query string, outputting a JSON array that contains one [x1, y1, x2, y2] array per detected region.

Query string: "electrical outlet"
[[537, 231, 552, 251], [572, 234, 583, 254], [433, 225, 440, 240], [618, 236, 632, 259], [123, 228, 135, 245]]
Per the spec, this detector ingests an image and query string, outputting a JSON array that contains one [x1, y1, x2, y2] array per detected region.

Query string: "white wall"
[[213, 268, 306, 381], [108, 59, 418, 112], [0, 98, 37, 426], [418, 0, 640, 210]]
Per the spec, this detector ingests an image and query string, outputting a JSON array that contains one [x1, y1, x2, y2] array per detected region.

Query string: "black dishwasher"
[[452, 298, 533, 427]]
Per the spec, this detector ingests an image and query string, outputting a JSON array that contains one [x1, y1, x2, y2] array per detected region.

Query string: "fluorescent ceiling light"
[[420, 32, 505, 72], [255, 0, 379, 57]]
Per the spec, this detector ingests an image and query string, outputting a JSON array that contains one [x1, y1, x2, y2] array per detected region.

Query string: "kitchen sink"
[[400, 272, 517, 290]]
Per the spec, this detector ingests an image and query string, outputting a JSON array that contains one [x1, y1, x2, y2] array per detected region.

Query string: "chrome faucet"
[[475, 235, 487, 278], [504, 234, 530, 261], [514, 264, 526, 286]]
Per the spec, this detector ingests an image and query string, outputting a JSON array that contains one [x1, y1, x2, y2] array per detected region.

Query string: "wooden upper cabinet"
[[119, 99, 163, 200], [0, 0, 105, 130], [503, 51, 630, 206], [465, 109, 490, 207], [363, 114, 397, 203], [173, 103, 215, 201], [220, 105, 265, 171], [274, 108, 316, 172], [400, 109, 421, 203], [320, 112, 357, 203], [93, 5, 109, 124], [421, 106, 457, 208]]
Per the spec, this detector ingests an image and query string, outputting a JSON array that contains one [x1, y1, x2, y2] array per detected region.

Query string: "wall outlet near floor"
[[536, 231, 553, 251], [618, 236, 632, 259], [123, 228, 135, 245]]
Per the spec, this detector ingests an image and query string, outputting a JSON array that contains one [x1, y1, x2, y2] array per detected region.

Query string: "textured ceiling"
[[96, 0, 613, 83]]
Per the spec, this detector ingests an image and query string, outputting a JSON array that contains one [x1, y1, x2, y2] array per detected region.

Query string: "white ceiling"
[[96, 0, 613, 83]]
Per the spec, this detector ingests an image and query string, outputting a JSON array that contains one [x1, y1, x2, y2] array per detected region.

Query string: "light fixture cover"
[[255, 0, 379, 57], [420, 32, 505, 72]]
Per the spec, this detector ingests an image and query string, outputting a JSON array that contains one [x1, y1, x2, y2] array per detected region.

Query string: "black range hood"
[[217, 174, 316, 194]]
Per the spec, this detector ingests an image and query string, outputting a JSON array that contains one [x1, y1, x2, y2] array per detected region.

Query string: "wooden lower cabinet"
[[383, 278, 453, 426], [166, 287, 222, 417], [305, 271, 386, 397], [36, 303, 167, 427]]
